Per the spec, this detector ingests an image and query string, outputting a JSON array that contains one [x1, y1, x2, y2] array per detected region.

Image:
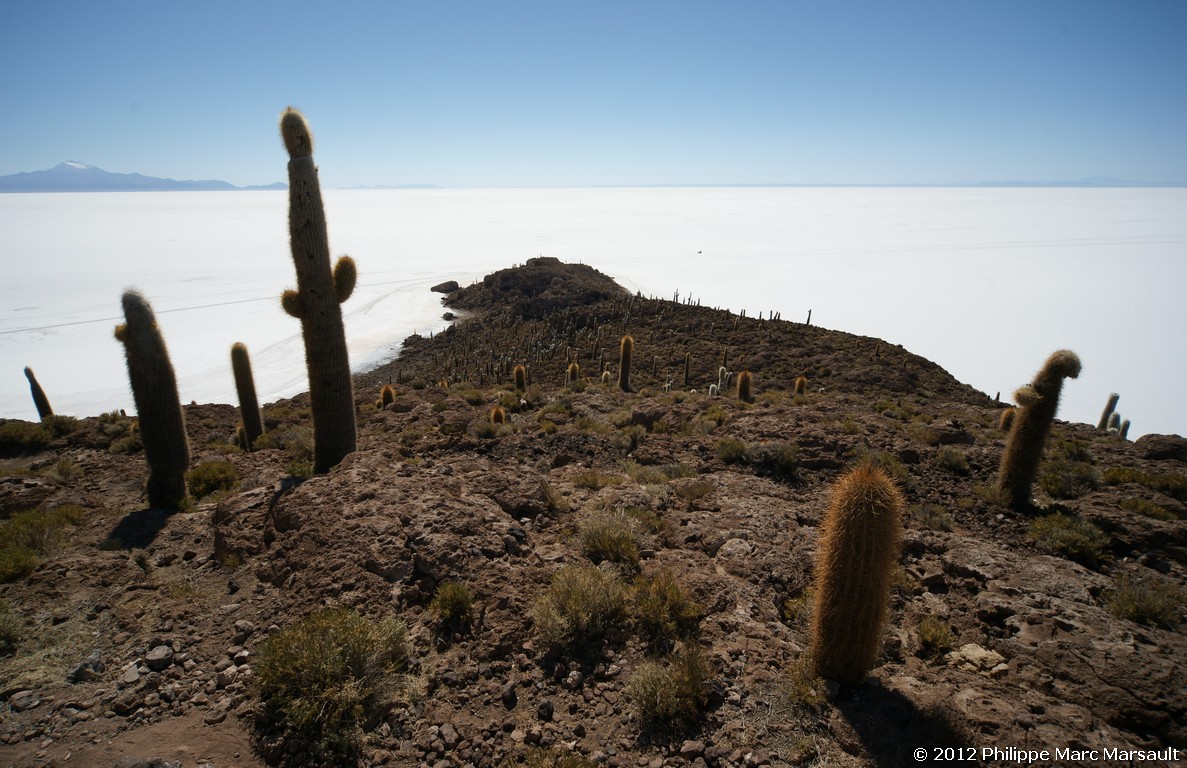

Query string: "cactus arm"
[[333, 256, 356, 303], [281, 289, 304, 318]]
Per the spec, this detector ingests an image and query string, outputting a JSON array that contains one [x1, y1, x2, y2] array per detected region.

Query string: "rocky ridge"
[[1, 257, 1185, 767]]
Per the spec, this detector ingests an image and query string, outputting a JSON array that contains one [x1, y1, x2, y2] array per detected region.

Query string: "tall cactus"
[[997, 350, 1081, 509], [737, 370, 753, 402], [23, 367, 53, 419], [114, 290, 190, 509], [811, 462, 904, 684], [618, 335, 634, 392], [1096, 393, 1119, 431], [279, 107, 357, 473], [230, 342, 264, 450]]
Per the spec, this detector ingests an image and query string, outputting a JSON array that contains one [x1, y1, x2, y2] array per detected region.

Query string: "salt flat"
[[2, 187, 1184, 437]]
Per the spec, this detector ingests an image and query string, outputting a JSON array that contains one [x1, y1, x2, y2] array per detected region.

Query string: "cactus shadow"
[[833, 683, 971, 766], [106, 507, 174, 550]]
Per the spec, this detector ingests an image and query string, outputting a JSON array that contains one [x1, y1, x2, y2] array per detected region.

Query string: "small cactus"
[[811, 463, 904, 685], [1096, 393, 1119, 431], [279, 107, 357, 473], [376, 384, 396, 409], [997, 350, 1081, 510], [230, 343, 264, 450], [566, 362, 581, 387], [737, 371, 753, 403], [794, 375, 808, 397], [490, 406, 506, 425], [618, 335, 634, 392], [998, 407, 1016, 431], [513, 364, 527, 392], [1119, 419, 1131, 440], [23, 367, 53, 419], [600, 370, 611, 385], [683, 351, 690, 387], [114, 290, 190, 509]]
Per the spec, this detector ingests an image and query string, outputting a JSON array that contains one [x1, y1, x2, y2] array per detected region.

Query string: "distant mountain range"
[[0, 162, 286, 192]]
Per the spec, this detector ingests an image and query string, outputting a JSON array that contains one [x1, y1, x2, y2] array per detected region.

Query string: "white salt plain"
[[2, 187, 1185, 439]]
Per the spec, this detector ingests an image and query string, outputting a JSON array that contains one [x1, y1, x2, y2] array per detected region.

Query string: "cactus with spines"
[[618, 335, 634, 392], [600, 370, 611, 386], [114, 290, 190, 509], [998, 407, 1016, 431], [23, 367, 53, 419], [1097, 393, 1119, 431], [376, 384, 396, 409], [810, 462, 904, 685], [794, 375, 808, 398], [490, 406, 506, 425], [278, 107, 357, 473], [737, 371, 753, 403], [997, 350, 1081, 510], [566, 362, 581, 387], [1107, 412, 1121, 433], [717, 366, 728, 394], [683, 351, 690, 387], [1119, 419, 1131, 439], [513, 364, 527, 392], [230, 343, 264, 449]]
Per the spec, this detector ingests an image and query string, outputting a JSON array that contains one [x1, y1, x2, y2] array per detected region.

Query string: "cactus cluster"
[[114, 290, 190, 509], [279, 107, 358, 474]]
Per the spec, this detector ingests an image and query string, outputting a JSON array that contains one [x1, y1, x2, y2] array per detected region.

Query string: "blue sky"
[[2, 1, 1185, 188]]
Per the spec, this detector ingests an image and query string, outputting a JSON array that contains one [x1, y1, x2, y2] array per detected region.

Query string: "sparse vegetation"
[[715, 437, 749, 464], [629, 642, 712, 731], [1027, 511, 1112, 569], [631, 569, 701, 649], [579, 511, 640, 568], [1102, 467, 1187, 502], [917, 615, 956, 658], [1105, 574, 1183, 629], [1039, 440, 1099, 499], [186, 460, 239, 499], [1119, 497, 1177, 521], [253, 608, 409, 765], [937, 446, 970, 475], [911, 503, 954, 531], [0, 601, 20, 655], [572, 468, 624, 490], [0, 420, 52, 454], [531, 565, 627, 652], [0, 504, 84, 583], [430, 580, 474, 634]]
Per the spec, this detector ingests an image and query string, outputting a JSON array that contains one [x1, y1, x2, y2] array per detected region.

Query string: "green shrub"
[[1027, 512, 1112, 568], [430, 581, 473, 633], [531, 565, 627, 652], [631, 569, 701, 649], [911, 503, 953, 531], [253, 608, 409, 765], [1119, 497, 1178, 521], [620, 460, 669, 486], [0, 421, 51, 453], [1106, 574, 1183, 628], [503, 748, 598, 768], [0, 505, 83, 583], [42, 414, 80, 437], [579, 512, 640, 568], [715, 438, 749, 464], [937, 446, 970, 475], [1039, 441, 1099, 499], [673, 478, 714, 507], [750, 442, 799, 480], [186, 460, 239, 499], [629, 643, 712, 731], [539, 478, 570, 515], [572, 469, 624, 490], [0, 601, 20, 656], [917, 615, 956, 658], [1102, 467, 1187, 502]]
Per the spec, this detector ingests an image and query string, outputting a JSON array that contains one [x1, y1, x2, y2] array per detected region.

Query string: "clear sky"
[[2, 1, 1185, 188]]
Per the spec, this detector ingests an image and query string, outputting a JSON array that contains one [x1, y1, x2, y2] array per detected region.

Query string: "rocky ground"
[[1, 257, 1185, 768]]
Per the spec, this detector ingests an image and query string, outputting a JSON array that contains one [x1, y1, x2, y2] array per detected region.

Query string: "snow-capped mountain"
[[0, 162, 285, 192]]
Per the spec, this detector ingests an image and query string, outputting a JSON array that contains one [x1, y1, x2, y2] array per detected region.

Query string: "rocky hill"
[[1, 258, 1184, 768]]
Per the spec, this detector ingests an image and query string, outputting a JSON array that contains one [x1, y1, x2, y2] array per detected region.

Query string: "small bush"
[[579, 512, 640, 568], [631, 569, 701, 650], [430, 581, 474, 634], [505, 748, 598, 768], [750, 442, 799, 480], [1119, 497, 1177, 521], [42, 414, 80, 437], [539, 478, 570, 515], [1102, 467, 1187, 502], [911, 503, 953, 531], [1027, 512, 1112, 568], [784, 655, 826, 709], [620, 460, 669, 486], [1106, 574, 1183, 628], [0, 602, 19, 655], [572, 469, 624, 490], [0, 421, 51, 453], [673, 478, 714, 507], [849, 448, 909, 485], [0, 505, 83, 583], [630, 643, 712, 731], [937, 446, 969, 475], [253, 608, 409, 765], [186, 460, 239, 499], [1039, 441, 1099, 499], [716, 438, 749, 464], [917, 615, 956, 658], [531, 565, 627, 652]]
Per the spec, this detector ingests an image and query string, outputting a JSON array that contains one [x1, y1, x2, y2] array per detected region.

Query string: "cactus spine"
[[23, 367, 53, 419], [618, 335, 634, 392], [737, 370, 753, 402], [230, 343, 264, 450], [279, 107, 357, 473], [513, 364, 527, 392], [810, 463, 904, 685], [114, 290, 190, 509], [1097, 393, 1119, 430], [997, 350, 1081, 510]]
